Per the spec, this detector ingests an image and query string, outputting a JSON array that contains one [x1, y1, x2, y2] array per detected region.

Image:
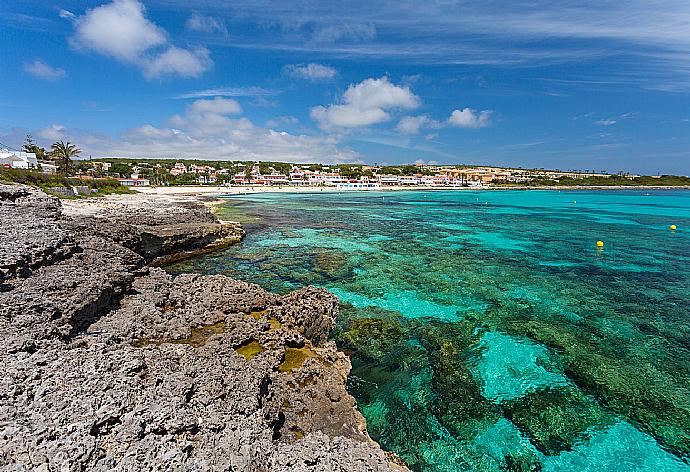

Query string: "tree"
[[21, 134, 47, 160], [339, 165, 362, 179], [49, 141, 81, 174], [271, 162, 291, 175], [379, 166, 402, 175], [400, 165, 418, 175], [108, 162, 132, 178], [259, 162, 273, 175]]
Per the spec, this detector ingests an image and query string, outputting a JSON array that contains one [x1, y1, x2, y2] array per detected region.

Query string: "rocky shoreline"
[[0, 185, 407, 471]]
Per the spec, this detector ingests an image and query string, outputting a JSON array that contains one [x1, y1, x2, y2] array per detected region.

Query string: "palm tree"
[[49, 141, 81, 174]]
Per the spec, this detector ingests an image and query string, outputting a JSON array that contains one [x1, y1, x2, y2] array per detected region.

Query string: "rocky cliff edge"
[[0, 185, 407, 472]]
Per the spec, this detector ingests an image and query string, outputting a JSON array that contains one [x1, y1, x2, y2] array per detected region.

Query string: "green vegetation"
[[279, 344, 321, 372], [234, 339, 265, 360], [338, 164, 363, 179], [514, 174, 690, 187], [81, 157, 253, 185], [21, 135, 47, 160], [97, 156, 247, 169], [259, 161, 291, 175], [339, 317, 406, 360], [504, 388, 615, 455], [378, 166, 402, 175], [48, 140, 81, 174], [0, 168, 132, 197]]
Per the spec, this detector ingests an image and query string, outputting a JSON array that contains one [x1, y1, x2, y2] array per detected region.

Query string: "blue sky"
[[1, 0, 690, 174]]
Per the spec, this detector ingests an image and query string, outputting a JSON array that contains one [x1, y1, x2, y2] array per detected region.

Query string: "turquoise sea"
[[167, 189, 690, 471]]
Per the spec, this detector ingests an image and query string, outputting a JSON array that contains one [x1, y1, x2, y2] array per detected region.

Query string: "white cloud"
[[173, 87, 280, 99], [37, 124, 68, 141], [593, 113, 637, 126], [23, 59, 67, 81], [185, 12, 228, 36], [595, 118, 617, 126], [126, 124, 175, 140], [343, 77, 419, 109], [69, 0, 212, 79], [111, 123, 359, 163], [70, 0, 166, 62], [282, 63, 337, 81], [311, 77, 420, 130], [402, 74, 423, 85], [166, 98, 245, 136], [188, 97, 242, 115], [396, 115, 440, 134], [448, 108, 492, 129], [250, 96, 279, 108], [59, 9, 75, 19], [190, 1, 690, 88], [266, 116, 300, 127], [143, 46, 212, 79], [312, 23, 376, 42], [311, 106, 387, 129], [32, 100, 359, 163], [396, 116, 425, 134]]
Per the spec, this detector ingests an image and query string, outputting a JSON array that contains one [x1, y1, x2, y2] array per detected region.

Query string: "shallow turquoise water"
[[167, 190, 690, 471]]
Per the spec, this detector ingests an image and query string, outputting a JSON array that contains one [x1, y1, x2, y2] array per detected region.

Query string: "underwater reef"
[[167, 190, 690, 471]]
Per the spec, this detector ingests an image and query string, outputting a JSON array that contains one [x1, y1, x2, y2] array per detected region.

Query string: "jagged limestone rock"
[[0, 186, 407, 472]]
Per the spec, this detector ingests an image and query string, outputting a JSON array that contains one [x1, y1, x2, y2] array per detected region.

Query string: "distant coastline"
[[4, 156, 689, 200], [131, 184, 690, 197]]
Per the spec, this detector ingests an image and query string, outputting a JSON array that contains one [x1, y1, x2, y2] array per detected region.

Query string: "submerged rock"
[[504, 387, 615, 456], [338, 316, 407, 361], [0, 187, 407, 471]]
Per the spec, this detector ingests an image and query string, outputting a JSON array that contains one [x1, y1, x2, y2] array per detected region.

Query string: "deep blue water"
[[167, 189, 690, 471]]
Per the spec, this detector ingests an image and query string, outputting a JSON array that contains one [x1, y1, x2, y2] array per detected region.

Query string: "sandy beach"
[[61, 184, 689, 218], [133, 185, 416, 196]]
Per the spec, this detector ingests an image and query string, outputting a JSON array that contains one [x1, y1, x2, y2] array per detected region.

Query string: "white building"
[[91, 161, 112, 171], [378, 175, 400, 186], [190, 164, 216, 174], [398, 176, 419, 185], [263, 173, 289, 184], [308, 172, 347, 185], [0, 149, 38, 169], [197, 174, 217, 184], [169, 163, 187, 176], [39, 163, 58, 173], [117, 178, 150, 187], [232, 173, 249, 184]]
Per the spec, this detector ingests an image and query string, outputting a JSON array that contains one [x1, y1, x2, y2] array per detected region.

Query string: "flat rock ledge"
[[0, 185, 407, 472]]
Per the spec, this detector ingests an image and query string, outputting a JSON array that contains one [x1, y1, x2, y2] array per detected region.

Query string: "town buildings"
[[169, 162, 188, 176], [140, 162, 630, 188], [0, 149, 59, 173], [59, 158, 634, 189]]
